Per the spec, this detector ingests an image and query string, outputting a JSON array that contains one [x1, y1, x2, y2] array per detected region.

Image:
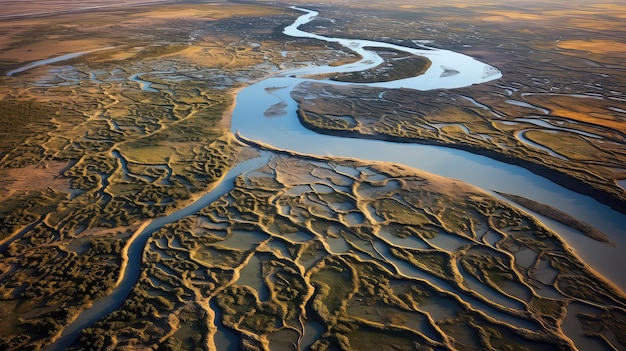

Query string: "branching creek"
[[46, 6, 626, 351]]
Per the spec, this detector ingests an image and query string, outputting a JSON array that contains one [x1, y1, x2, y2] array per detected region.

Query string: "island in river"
[[0, 1, 625, 350]]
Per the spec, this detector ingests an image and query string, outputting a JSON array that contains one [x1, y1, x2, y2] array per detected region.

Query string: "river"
[[46, 6, 625, 350], [232, 7, 626, 291]]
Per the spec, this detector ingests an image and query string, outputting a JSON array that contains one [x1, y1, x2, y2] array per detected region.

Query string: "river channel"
[[46, 6, 625, 350], [232, 7, 626, 290]]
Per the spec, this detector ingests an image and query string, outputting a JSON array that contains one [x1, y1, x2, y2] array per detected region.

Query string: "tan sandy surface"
[[556, 40, 626, 54], [0, 39, 113, 62], [0, 0, 170, 19], [0, 161, 72, 199]]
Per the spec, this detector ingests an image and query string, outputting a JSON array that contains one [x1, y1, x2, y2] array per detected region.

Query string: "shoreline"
[[219, 85, 246, 130]]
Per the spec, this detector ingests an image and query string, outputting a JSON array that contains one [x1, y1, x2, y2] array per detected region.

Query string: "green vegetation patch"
[[134, 45, 189, 60], [345, 324, 427, 350], [311, 259, 355, 315]]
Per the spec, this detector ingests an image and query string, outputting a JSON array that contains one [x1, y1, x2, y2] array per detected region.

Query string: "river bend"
[[231, 7, 626, 290]]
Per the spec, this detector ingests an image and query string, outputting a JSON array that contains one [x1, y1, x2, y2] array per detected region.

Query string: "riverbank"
[[231, 6, 626, 293], [298, 110, 626, 216]]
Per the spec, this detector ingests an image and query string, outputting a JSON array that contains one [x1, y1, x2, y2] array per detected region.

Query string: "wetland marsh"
[[0, 1, 625, 350]]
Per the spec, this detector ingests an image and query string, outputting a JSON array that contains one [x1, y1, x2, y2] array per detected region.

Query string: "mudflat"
[[0, 1, 624, 350]]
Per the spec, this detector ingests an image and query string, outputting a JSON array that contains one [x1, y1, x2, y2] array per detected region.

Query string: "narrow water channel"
[[44, 154, 270, 351]]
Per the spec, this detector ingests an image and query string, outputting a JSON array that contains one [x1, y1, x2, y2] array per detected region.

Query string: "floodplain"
[[291, 0, 626, 213], [76, 153, 626, 350], [0, 0, 624, 350]]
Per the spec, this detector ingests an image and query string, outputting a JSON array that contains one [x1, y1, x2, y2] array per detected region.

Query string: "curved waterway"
[[47, 6, 625, 350], [231, 7, 626, 291], [6, 47, 113, 76]]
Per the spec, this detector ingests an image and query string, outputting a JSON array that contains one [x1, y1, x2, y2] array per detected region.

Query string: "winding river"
[[232, 7, 626, 289], [47, 6, 625, 350]]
